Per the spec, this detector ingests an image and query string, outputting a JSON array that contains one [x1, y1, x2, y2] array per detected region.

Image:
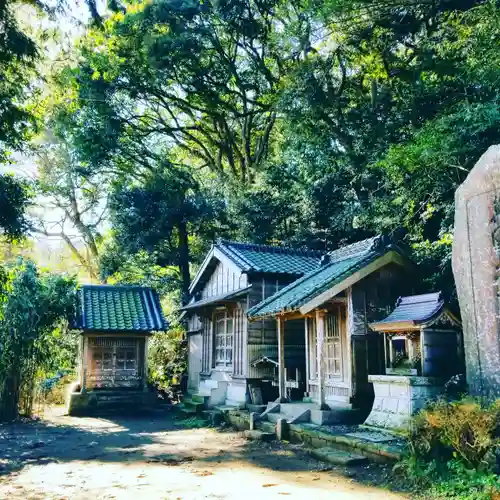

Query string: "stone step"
[[256, 420, 275, 434], [182, 399, 205, 413], [224, 399, 243, 408], [310, 447, 368, 466], [267, 413, 289, 424], [243, 430, 275, 442], [191, 393, 209, 404]]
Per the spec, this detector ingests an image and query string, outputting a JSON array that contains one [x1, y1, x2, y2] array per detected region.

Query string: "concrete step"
[[256, 420, 275, 434], [243, 430, 275, 442], [267, 413, 287, 424], [310, 447, 368, 466], [191, 393, 209, 404], [224, 399, 243, 408], [182, 398, 205, 413]]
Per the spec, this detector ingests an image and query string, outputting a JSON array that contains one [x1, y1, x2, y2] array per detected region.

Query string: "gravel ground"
[[0, 406, 408, 500]]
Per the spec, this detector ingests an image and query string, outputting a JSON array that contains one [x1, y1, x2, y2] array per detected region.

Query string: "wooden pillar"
[[81, 336, 89, 393], [304, 317, 310, 397], [143, 337, 149, 392], [316, 310, 327, 409], [276, 316, 286, 402]]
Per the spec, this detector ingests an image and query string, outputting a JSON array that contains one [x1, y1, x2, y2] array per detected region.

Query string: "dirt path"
[[0, 407, 407, 500]]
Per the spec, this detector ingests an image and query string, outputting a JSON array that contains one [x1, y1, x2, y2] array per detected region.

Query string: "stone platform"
[[67, 388, 159, 416], [363, 375, 444, 430]]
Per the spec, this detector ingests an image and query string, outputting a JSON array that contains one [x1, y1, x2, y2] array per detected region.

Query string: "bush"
[[148, 324, 187, 400], [408, 397, 500, 469], [38, 372, 74, 406], [396, 397, 500, 499]]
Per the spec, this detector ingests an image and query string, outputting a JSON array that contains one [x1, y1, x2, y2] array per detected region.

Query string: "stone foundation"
[[363, 375, 444, 430], [67, 389, 158, 416]]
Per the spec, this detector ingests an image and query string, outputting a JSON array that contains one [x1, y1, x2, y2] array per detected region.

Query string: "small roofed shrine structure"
[[67, 285, 167, 416], [363, 292, 463, 430]]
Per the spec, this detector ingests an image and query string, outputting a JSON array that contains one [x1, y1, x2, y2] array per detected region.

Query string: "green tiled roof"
[[248, 236, 395, 318], [75, 285, 167, 332], [371, 293, 445, 327], [217, 240, 322, 275]]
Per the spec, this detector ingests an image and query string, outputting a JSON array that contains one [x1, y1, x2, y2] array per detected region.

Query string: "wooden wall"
[[201, 261, 247, 299], [349, 263, 413, 407]]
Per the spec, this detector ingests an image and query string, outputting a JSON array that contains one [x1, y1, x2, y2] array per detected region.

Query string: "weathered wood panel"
[[187, 313, 202, 332], [85, 336, 144, 389], [422, 329, 461, 378], [201, 261, 247, 299], [232, 301, 247, 377], [348, 263, 413, 407], [188, 332, 202, 390]]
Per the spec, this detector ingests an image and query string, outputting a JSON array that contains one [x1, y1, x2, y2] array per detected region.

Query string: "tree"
[[56, 0, 308, 185], [0, 259, 76, 421], [0, 175, 32, 239], [32, 134, 108, 281], [107, 165, 227, 303]]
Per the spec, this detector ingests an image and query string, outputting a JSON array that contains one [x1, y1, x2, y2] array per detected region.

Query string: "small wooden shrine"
[[67, 285, 167, 415], [364, 292, 463, 430]]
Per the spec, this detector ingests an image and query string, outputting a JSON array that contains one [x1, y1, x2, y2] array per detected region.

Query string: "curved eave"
[[370, 309, 461, 333]]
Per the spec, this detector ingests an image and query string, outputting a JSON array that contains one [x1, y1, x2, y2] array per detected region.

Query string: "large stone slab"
[[363, 375, 444, 430], [452, 145, 500, 399]]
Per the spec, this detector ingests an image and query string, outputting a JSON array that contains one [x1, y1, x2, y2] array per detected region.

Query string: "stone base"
[[310, 407, 360, 425], [364, 375, 444, 430], [67, 389, 158, 416]]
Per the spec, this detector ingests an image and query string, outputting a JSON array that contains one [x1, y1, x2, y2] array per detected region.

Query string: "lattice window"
[[92, 347, 113, 371], [116, 348, 137, 371], [214, 311, 233, 366], [325, 312, 342, 378]]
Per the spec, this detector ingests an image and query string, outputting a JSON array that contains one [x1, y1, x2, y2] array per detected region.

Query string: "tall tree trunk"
[[177, 220, 191, 305]]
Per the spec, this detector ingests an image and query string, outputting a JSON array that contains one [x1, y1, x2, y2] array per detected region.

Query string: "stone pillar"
[[277, 316, 286, 402], [452, 145, 500, 399], [143, 337, 149, 392], [81, 336, 89, 393], [316, 310, 327, 409], [249, 412, 258, 431], [276, 417, 289, 441]]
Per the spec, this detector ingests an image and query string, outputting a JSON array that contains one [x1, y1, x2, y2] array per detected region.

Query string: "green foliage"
[[107, 166, 228, 300], [37, 0, 500, 314], [396, 397, 500, 499], [408, 398, 500, 469], [0, 174, 32, 239], [173, 416, 208, 429], [0, 259, 77, 421], [148, 324, 187, 394]]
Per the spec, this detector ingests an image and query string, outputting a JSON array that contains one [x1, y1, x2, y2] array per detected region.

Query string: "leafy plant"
[[0, 259, 76, 421], [148, 324, 187, 399], [408, 397, 500, 469]]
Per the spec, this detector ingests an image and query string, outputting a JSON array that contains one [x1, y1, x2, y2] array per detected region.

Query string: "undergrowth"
[[394, 397, 500, 499]]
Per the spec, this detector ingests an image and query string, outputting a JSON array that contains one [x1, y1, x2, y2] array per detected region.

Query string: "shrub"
[[408, 397, 500, 470], [148, 324, 187, 400], [38, 373, 74, 406]]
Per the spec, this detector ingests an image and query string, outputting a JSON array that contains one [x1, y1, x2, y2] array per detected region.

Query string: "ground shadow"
[[0, 407, 396, 492]]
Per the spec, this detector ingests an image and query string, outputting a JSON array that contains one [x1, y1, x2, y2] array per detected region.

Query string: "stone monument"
[[452, 145, 500, 400]]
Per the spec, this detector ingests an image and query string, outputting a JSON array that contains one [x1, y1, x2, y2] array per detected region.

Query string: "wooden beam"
[[304, 316, 310, 397], [143, 337, 149, 392], [299, 251, 407, 315], [81, 336, 89, 393], [276, 316, 287, 402], [316, 310, 327, 409]]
